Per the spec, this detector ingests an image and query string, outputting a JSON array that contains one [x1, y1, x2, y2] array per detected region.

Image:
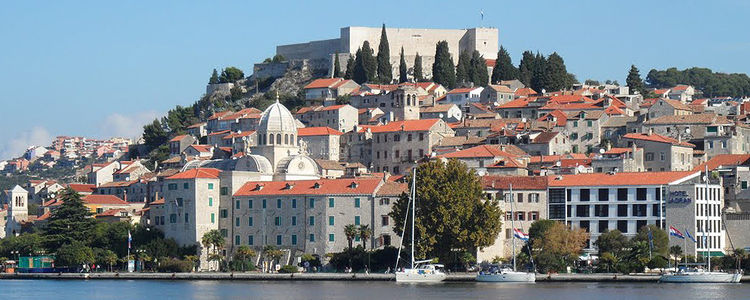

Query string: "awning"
[[697, 251, 725, 257]]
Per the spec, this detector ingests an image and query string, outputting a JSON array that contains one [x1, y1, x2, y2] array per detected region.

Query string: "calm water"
[[0, 280, 747, 299]]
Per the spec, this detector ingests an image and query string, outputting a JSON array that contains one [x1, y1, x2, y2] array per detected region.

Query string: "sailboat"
[[476, 183, 536, 282], [660, 166, 742, 283], [395, 168, 447, 283]]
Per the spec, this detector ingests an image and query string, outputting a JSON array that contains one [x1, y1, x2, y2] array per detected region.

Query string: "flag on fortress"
[[685, 229, 697, 243], [669, 226, 685, 239]]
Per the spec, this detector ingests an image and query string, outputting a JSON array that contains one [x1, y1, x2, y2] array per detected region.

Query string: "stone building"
[[295, 104, 359, 133], [622, 132, 694, 171], [591, 147, 645, 173], [297, 127, 343, 161], [369, 119, 455, 174]]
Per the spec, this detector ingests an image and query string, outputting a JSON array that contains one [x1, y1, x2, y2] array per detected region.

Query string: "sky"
[[1, 0, 749, 160]]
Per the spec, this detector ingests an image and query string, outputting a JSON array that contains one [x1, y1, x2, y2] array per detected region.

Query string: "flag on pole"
[[128, 230, 132, 249], [685, 228, 697, 243], [648, 228, 655, 250], [480, 10, 484, 20], [669, 226, 685, 239], [513, 228, 529, 241]]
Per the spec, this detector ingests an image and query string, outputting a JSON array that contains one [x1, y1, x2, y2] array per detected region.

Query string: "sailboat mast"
[[411, 167, 416, 270], [510, 183, 516, 272], [705, 164, 710, 271]]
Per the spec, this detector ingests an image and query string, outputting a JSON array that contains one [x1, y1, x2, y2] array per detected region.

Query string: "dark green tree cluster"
[[456, 50, 489, 87], [518, 51, 577, 93], [352, 41, 377, 84], [432, 41, 457, 89], [344, 56, 354, 80], [333, 52, 341, 78], [491, 46, 519, 84], [594, 225, 668, 273], [626, 65, 646, 95], [413, 53, 424, 82], [521, 220, 588, 273], [398, 47, 408, 83], [376, 24, 392, 83], [646, 67, 750, 97], [262, 54, 286, 64], [389, 160, 503, 269], [209, 69, 220, 84], [217, 67, 245, 83]]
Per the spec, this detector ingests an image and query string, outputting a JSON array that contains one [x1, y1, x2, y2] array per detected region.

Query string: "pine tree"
[[209, 69, 219, 84], [456, 51, 471, 85], [626, 65, 645, 95], [361, 41, 377, 83], [518, 51, 535, 87], [431, 41, 456, 89], [344, 56, 354, 80], [376, 24, 392, 83], [352, 48, 367, 84], [399, 47, 408, 83], [469, 50, 489, 87], [43, 188, 97, 250], [543, 52, 571, 91], [333, 52, 341, 78], [414, 53, 424, 82], [491, 46, 518, 83], [530, 52, 548, 93]]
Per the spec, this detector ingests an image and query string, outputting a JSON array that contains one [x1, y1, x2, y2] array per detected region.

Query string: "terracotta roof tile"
[[482, 176, 547, 190], [234, 178, 382, 196], [694, 154, 750, 171], [298, 127, 344, 136], [304, 78, 343, 89], [441, 145, 519, 159], [623, 133, 695, 147], [83, 194, 128, 205], [166, 168, 221, 180], [368, 119, 441, 133]]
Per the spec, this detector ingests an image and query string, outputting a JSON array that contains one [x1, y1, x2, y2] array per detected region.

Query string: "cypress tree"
[[209, 69, 219, 84], [491, 46, 518, 84], [361, 41, 377, 83], [399, 47, 408, 83], [469, 50, 489, 87], [431, 41, 456, 89], [333, 52, 341, 78], [626, 65, 645, 95], [518, 51, 535, 88], [344, 56, 354, 80], [352, 48, 367, 84], [456, 51, 471, 85], [530, 52, 548, 93], [544, 52, 570, 91], [377, 24, 392, 83], [414, 53, 424, 82]]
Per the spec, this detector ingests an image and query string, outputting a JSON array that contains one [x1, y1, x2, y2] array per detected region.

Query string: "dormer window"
[[255, 184, 264, 191], [313, 182, 321, 189], [349, 182, 359, 189], [284, 183, 294, 190]]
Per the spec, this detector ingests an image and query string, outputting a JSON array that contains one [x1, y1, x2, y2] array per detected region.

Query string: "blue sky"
[[1, 0, 748, 159]]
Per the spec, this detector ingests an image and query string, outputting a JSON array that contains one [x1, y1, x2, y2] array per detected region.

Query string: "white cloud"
[[0, 126, 53, 160], [99, 110, 162, 140]]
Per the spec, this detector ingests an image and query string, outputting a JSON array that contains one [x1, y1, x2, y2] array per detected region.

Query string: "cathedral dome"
[[258, 99, 297, 135]]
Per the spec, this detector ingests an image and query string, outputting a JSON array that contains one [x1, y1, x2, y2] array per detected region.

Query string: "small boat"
[[395, 168, 446, 283], [659, 268, 741, 283], [476, 183, 536, 283]]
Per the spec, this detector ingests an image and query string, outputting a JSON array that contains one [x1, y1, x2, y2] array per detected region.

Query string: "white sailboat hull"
[[395, 269, 447, 283], [476, 271, 536, 282], [659, 272, 742, 283]]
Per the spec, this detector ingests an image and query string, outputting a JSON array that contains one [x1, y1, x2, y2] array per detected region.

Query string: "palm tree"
[[344, 224, 358, 250], [733, 248, 746, 270], [201, 230, 225, 271], [359, 225, 371, 249], [669, 245, 683, 271], [234, 245, 257, 272]]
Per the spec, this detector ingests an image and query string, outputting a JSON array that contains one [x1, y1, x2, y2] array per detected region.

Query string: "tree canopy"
[[528, 220, 588, 273], [333, 52, 341, 78], [344, 56, 354, 80], [390, 160, 503, 267], [398, 47, 408, 83], [469, 50, 489, 87], [646, 67, 750, 97], [456, 51, 471, 85], [491, 46, 518, 84], [218, 67, 244, 83], [209, 69, 219, 84], [376, 24, 392, 83], [431, 41, 456, 89], [413, 53, 424, 82], [43, 188, 97, 250], [626, 65, 645, 95]]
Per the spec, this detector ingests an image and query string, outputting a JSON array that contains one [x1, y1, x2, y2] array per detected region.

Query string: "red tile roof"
[[297, 127, 344, 136], [96, 208, 127, 217], [376, 181, 407, 196], [694, 154, 750, 171], [603, 147, 639, 155], [529, 153, 588, 164], [547, 171, 698, 187], [515, 88, 536, 97], [498, 97, 533, 108], [482, 176, 547, 190], [447, 87, 480, 94], [83, 194, 129, 205], [537, 110, 567, 127], [167, 168, 221, 180], [208, 111, 233, 120], [368, 119, 441, 133], [188, 145, 213, 153], [304, 78, 343, 89], [208, 130, 231, 136], [321, 105, 348, 111], [223, 131, 256, 139], [188, 122, 206, 129], [169, 135, 189, 142], [234, 178, 382, 196], [68, 184, 96, 193], [623, 133, 695, 147], [441, 145, 519, 159]]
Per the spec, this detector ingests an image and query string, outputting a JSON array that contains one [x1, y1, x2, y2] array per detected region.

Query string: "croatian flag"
[[669, 226, 685, 239], [685, 229, 697, 243], [513, 228, 529, 241], [128, 230, 132, 249]]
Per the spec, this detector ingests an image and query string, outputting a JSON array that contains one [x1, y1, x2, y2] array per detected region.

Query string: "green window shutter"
[[354, 198, 360, 208], [328, 216, 334, 226], [329, 198, 335, 207]]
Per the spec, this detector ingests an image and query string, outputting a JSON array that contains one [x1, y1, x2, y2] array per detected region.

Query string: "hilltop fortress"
[[261, 26, 498, 78]]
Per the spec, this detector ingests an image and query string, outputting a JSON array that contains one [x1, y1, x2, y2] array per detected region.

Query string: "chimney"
[[648, 128, 654, 136], [123, 189, 127, 202]]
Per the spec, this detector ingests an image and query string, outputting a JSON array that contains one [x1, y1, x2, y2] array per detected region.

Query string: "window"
[[262, 199, 267, 209], [636, 220, 647, 231], [277, 199, 282, 209], [329, 198, 335, 207], [529, 211, 539, 220], [354, 198, 360, 208], [382, 215, 389, 226], [598, 220, 609, 233], [587, 120, 592, 127], [176, 198, 184, 207], [529, 193, 540, 203], [211, 213, 215, 223], [636, 188, 647, 201], [235, 235, 240, 245], [576, 205, 589, 217], [220, 209, 228, 218], [275, 216, 281, 226], [660, 152, 665, 161], [291, 235, 297, 245], [743, 181, 748, 190], [579, 220, 590, 232], [407, 134, 412, 141], [235, 200, 240, 209], [598, 189, 609, 201], [645, 153, 654, 161], [328, 216, 335, 226], [329, 234, 335, 242], [209, 197, 213, 207], [168, 183, 177, 190], [633, 204, 647, 217], [291, 216, 297, 226], [515, 193, 523, 203], [169, 214, 177, 223], [595, 204, 609, 217], [235, 217, 240, 227], [208, 183, 214, 190], [220, 229, 228, 237], [248, 235, 254, 245], [355, 216, 361, 225], [573, 121, 578, 127], [309, 216, 315, 226], [248, 200, 253, 208], [617, 220, 628, 233], [309, 198, 315, 208], [580, 189, 590, 201], [248, 217, 253, 226], [617, 188, 628, 201], [419, 133, 424, 141], [652, 204, 661, 217], [617, 204, 628, 217], [516, 211, 525, 221], [183, 182, 189, 189], [309, 234, 315, 242], [276, 235, 282, 245], [292, 199, 297, 208], [394, 134, 400, 142], [221, 187, 228, 195]]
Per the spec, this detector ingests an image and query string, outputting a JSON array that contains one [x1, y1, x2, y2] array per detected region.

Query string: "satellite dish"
[[599, 148, 605, 154], [439, 113, 444, 118], [685, 128, 691, 134], [555, 161, 561, 167]]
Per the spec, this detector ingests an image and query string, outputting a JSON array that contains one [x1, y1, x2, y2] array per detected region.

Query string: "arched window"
[[269, 134, 274, 144], [260, 134, 265, 145], [291, 134, 295, 145], [285, 134, 289, 145], [276, 134, 281, 144]]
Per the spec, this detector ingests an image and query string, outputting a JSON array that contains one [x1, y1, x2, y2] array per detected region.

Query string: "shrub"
[[279, 265, 299, 273], [157, 258, 193, 273], [647, 256, 668, 269]]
